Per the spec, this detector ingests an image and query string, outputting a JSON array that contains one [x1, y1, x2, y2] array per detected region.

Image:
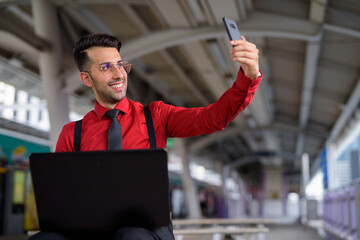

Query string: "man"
[[31, 33, 262, 240]]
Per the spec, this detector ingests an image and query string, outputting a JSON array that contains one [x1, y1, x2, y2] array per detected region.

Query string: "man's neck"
[[96, 99, 119, 109]]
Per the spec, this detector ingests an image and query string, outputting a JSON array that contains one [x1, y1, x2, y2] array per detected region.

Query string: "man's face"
[[83, 47, 128, 108]]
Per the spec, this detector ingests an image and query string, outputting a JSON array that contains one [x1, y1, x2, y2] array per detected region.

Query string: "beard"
[[89, 72, 128, 105]]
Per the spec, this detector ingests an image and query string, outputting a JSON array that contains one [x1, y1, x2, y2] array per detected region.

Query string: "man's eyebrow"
[[98, 61, 111, 66], [99, 60, 122, 65]]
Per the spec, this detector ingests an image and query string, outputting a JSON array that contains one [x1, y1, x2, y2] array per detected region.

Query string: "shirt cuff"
[[239, 67, 262, 79], [233, 68, 262, 91]]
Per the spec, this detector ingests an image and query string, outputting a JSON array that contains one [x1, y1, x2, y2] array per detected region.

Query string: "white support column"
[[326, 142, 337, 190], [220, 163, 230, 197], [221, 164, 230, 217], [32, 0, 70, 150], [174, 138, 201, 219], [302, 153, 310, 196], [301, 153, 310, 223]]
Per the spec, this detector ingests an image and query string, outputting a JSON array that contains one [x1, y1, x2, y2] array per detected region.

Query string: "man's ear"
[[80, 72, 93, 87]]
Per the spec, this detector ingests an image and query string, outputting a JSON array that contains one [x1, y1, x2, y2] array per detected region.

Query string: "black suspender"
[[74, 119, 82, 152], [143, 105, 156, 149], [74, 106, 156, 152]]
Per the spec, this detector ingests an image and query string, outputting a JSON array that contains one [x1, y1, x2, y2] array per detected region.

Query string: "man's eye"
[[101, 64, 111, 70]]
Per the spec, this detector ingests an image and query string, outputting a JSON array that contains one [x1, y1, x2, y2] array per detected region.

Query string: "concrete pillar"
[[326, 142, 337, 190], [301, 153, 310, 196], [282, 172, 288, 216], [219, 163, 229, 197], [301, 153, 310, 223], [220, 163, 229, 212], [221, 164, 232, 218], [259, 171, 264, 217], [239, 178, 247, 217], [32, 0, 70, 150], [174, 138, 201, 219]]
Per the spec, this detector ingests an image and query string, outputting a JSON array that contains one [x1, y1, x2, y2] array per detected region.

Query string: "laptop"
[[29, 149, 170, 233]]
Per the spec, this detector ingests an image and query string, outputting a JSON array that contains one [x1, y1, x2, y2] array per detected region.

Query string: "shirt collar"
[[94, 97, 130, 119]]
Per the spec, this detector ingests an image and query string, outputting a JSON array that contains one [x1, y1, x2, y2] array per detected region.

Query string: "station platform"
[[0, 223, 325, 240], [266, 223, 324, 240], [173, 223, 324, 240]]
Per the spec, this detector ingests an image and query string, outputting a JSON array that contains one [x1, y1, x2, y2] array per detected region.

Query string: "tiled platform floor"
[[0, 223, 325, 240]]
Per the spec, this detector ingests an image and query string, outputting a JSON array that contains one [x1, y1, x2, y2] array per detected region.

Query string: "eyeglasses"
[[95, 60, 132, 77]]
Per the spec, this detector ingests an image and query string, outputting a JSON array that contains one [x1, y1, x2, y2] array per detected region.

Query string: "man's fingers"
[[229, 37, 260, 79], [230, 42, 257, 53], [231, 46, 259, 55], [231, 51, 258, 61], [234, 42, 257, 51], [233, 57, 257, 67], [231, 54, 258, 64], [230, 47, 259, 61], [231, 36, 247, 45]]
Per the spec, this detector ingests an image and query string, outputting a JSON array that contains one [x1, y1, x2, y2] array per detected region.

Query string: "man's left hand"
[[230, 36, 260, 80]]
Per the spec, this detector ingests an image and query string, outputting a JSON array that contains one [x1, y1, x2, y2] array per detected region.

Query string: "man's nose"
[[112, 66, 126, 78]]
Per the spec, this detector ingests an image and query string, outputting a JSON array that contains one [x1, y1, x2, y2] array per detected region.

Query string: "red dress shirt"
[[55, 69, 262, 152]]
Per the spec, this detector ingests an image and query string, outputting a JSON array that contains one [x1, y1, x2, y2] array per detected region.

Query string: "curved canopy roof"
[[0, 0, 359, 184]]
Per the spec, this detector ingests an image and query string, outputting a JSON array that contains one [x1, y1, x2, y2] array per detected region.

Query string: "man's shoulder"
[[127, 99, 168, 110], [82, 109, 97, 120], [62, 110, 95, 130], [127, 99, 144, 108], [62, 120, 76, 129]]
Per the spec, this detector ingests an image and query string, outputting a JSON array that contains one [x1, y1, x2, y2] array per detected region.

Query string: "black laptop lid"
[[29, 149, 170, 232]]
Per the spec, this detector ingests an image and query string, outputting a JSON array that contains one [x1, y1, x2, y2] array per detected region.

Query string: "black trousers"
[[29, 223, 175, 240]]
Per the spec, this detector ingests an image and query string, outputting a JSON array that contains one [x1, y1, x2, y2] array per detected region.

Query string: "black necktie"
[[106, 109, 122, 150]]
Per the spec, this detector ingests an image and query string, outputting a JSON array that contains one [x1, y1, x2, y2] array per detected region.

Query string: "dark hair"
[[73, 33, 122, 72]]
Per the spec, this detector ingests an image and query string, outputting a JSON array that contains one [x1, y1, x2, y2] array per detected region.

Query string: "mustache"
[[108, 79, 126, 85]]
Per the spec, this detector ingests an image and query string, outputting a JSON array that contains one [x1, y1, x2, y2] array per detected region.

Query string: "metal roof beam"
[[312, 79, 360, 177], [0, 57, 42, 93], [329, 79, 360, 142], [296, 36, 323, 156], [0, 8, 50, 51], [230, 151, 298, 169], [189, 122, 328, 153], [118, 1, 210, 106], [309, 0, 327, 23], [324, 24, 360, 38], [7, 5, 34, 27], [0, 0, 31, 8], [121, 11, 325, 60], [0, 30, 39, 58]]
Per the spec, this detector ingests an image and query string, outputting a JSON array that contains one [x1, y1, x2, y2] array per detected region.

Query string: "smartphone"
[[222, 17, 241, 41]]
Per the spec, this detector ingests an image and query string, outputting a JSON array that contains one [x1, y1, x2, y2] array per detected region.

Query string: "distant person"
[[205, 188, 217, 217], [198, 187, 207, 216], [30, 33, 262, 240]]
